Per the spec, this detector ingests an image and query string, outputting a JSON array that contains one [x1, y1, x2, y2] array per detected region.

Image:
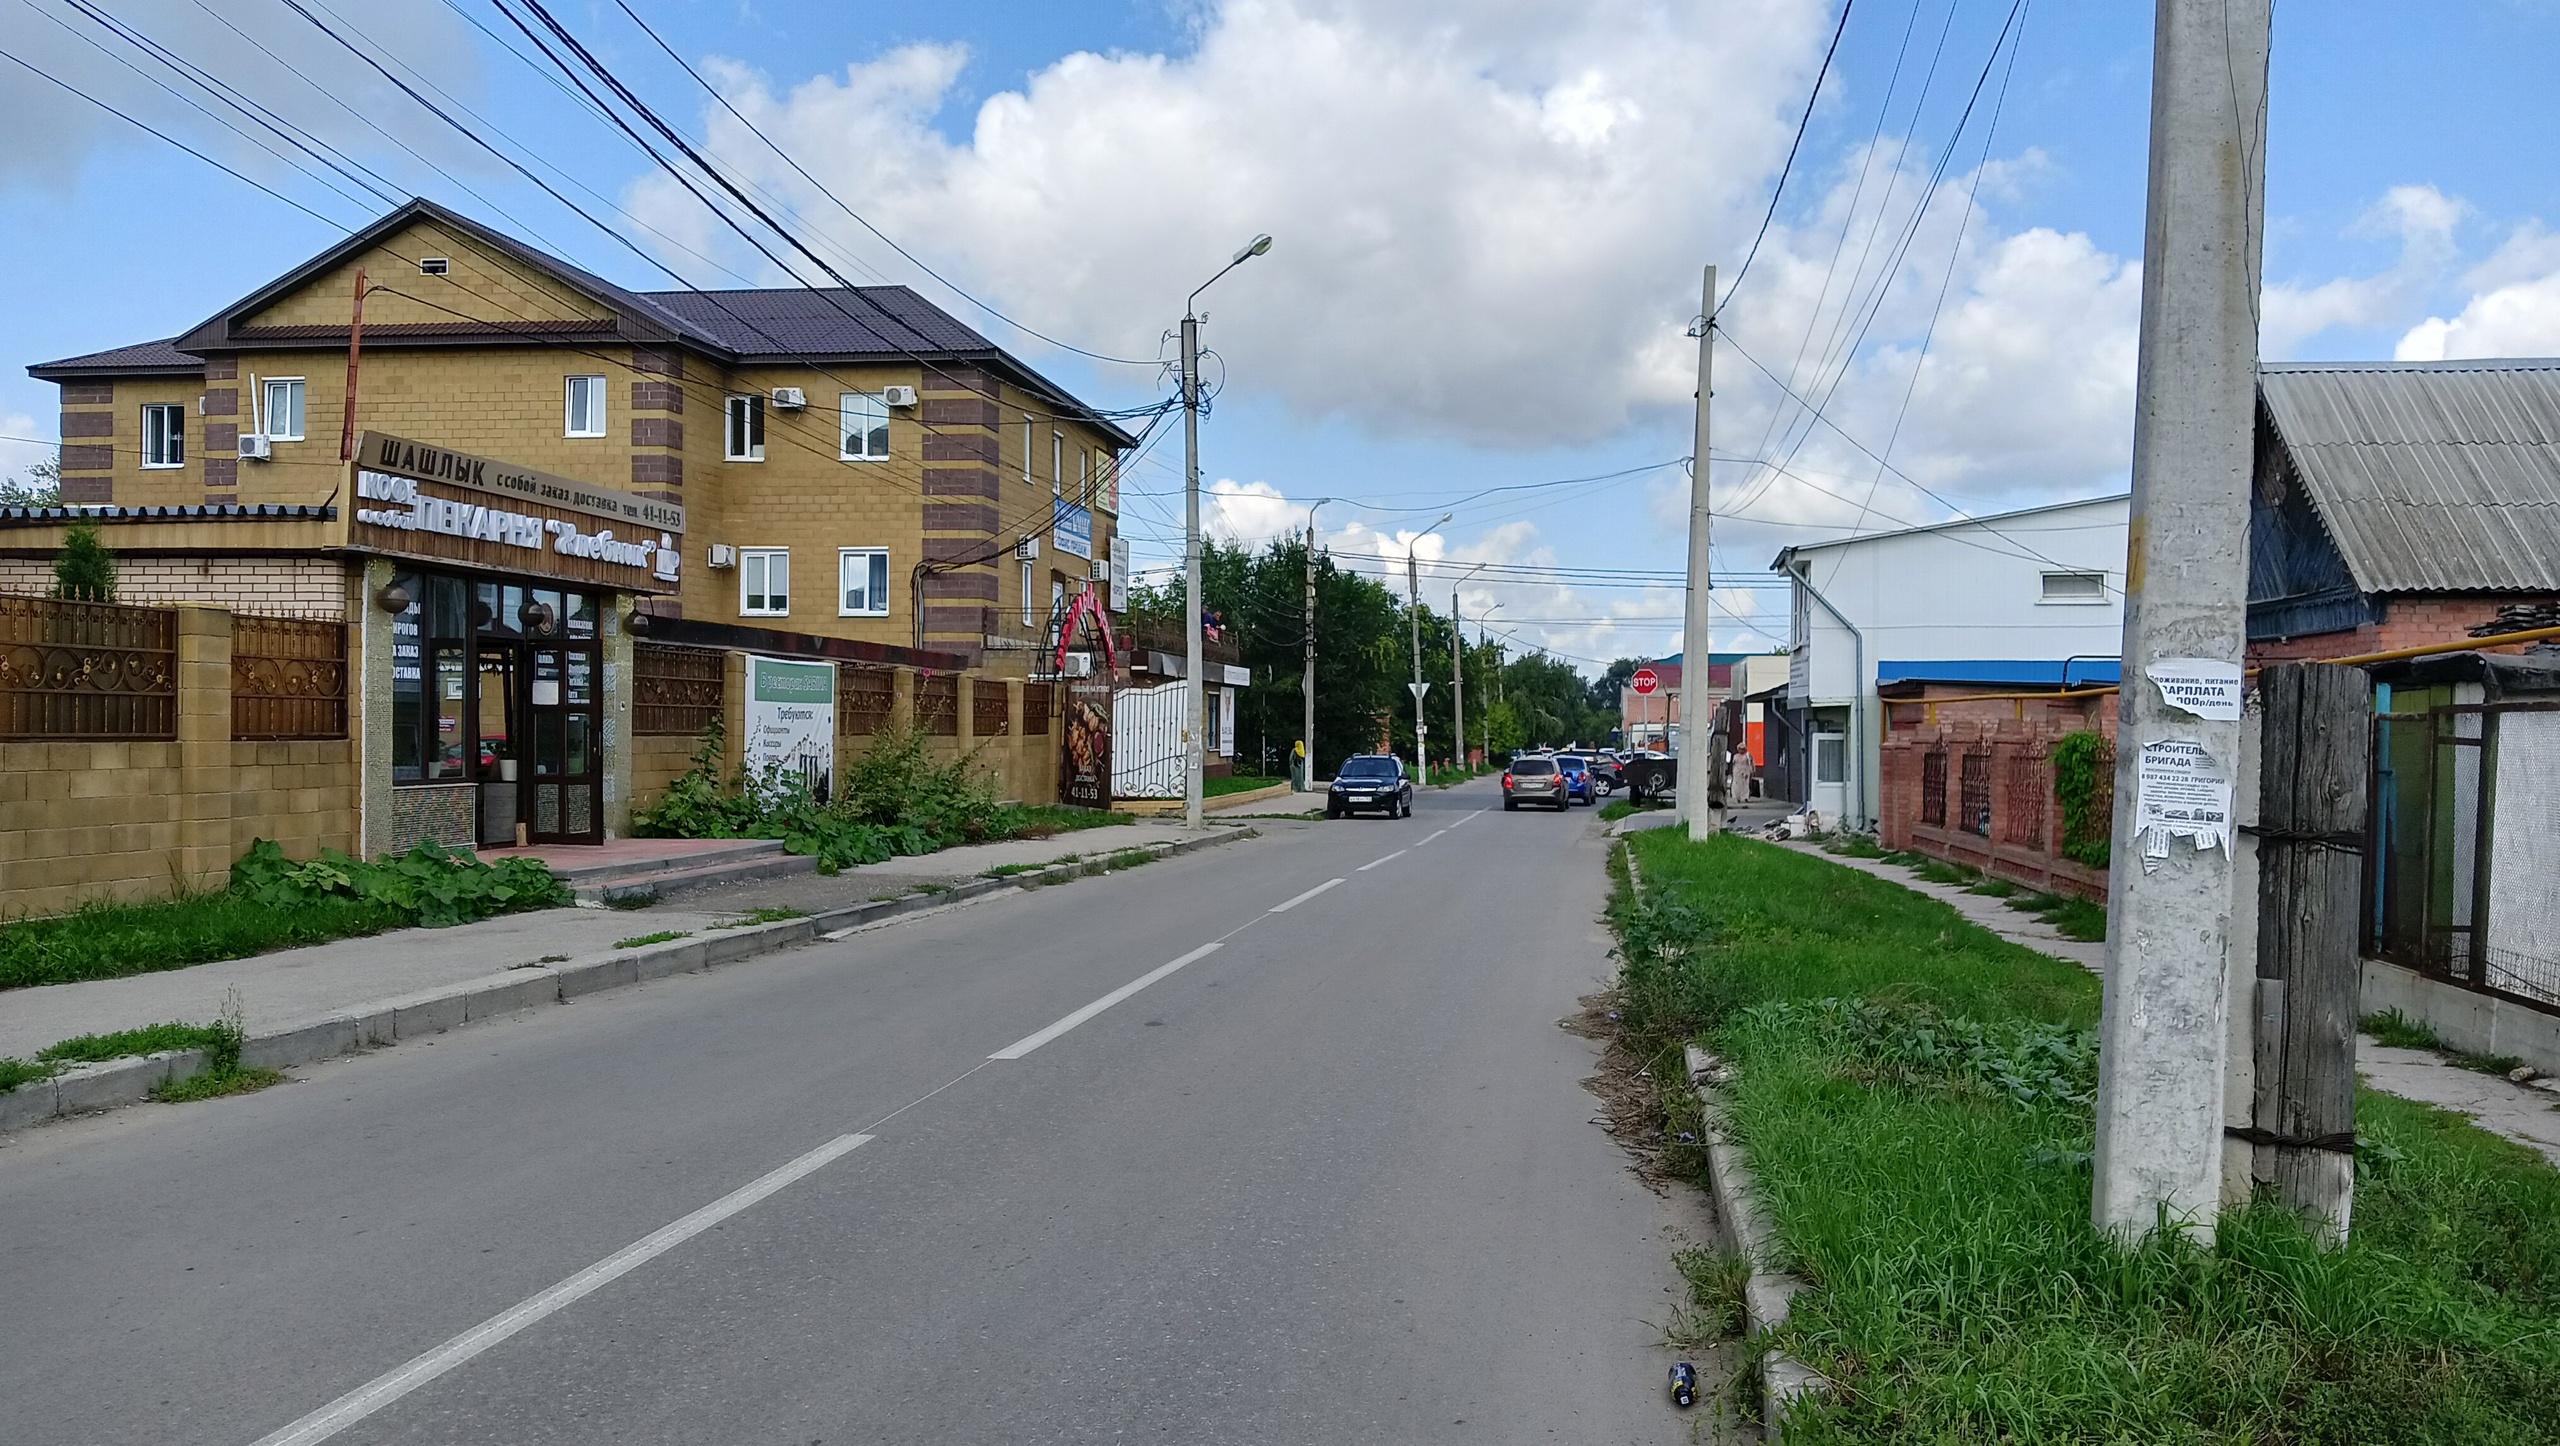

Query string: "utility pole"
[[1303, 499, 1325, 791], [1181, 310, 1206, 829], [1451, 584, 1465, 773], [1405, 513, 1449, 777], [2090, 0, 2269, 1244], [1682, 266, 1721, 842]]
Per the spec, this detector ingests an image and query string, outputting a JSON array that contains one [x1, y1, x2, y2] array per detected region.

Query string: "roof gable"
[[2259, 359, 2560, 594]]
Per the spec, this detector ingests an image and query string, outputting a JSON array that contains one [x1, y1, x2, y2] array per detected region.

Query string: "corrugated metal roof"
[[2260, 359, 2560, 594], [639, 285, 996, 358], [0, 503, 335, 523], [27, 337, 202, 374]]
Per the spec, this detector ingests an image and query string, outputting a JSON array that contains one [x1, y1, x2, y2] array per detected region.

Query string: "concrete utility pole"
[[1179, 234, 1273, 829], [1303, 498, 1325, 791], [1181, 311, 1206, 829], [1682, 266, 1721, 842], [2090, 0, 2269, 1244], [1406, 513, 1449, 776], [1452, 586, 1466, 772]]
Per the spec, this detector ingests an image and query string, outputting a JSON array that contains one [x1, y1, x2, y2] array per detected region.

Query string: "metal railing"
[[0, 595, 177, 740], [231, 615, 347, 740], [632, 642, 724, 737], [839, 665, 894, 736]]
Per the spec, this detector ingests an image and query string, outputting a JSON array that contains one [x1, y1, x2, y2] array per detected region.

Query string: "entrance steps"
[[500, 838, 820, 905]]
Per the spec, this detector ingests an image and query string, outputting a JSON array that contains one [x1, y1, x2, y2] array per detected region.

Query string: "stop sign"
[[1631, 667, 1659, 696]]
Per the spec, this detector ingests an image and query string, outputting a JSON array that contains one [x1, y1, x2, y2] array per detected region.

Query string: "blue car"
[[1555, 754, 1597, 806]]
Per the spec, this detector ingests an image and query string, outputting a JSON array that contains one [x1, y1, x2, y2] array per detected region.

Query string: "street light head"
[[1236, 234, 1275, 263]]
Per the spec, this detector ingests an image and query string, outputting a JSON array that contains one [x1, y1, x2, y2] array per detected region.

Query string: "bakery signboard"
[[347, 431, 683, 592]]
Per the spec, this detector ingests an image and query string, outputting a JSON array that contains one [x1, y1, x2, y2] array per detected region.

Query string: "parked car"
[[1586, 752, 1625, 794], [1502, 756, 1568, 811], [1326, 754, 1414, 819], [1555, 754, 1598, 806]]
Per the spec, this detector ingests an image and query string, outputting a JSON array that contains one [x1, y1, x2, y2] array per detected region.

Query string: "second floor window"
[[565, 376, 606, 437], [141, 403, 184, 468], [740, 548, 788, 616], [1022, 415, 1033, 484], [1051, 430, 1063, 497], [839, 548, 890, 617], [262, 377, 305, 441], [840, 393, 890, 461], [726, 394, 765, 461]]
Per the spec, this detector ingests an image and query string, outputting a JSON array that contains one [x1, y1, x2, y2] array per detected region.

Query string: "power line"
[[1717, 0, 1860, 317]]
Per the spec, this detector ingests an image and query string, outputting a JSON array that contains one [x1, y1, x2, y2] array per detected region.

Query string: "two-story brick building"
[[7, 197, 1134, 853]]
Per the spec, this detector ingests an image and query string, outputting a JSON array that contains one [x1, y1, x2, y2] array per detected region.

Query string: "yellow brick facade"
[[49, 216, 1124, 662]]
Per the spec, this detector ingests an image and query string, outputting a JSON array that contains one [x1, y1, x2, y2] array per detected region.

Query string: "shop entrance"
[[396, 571, 604, 847]]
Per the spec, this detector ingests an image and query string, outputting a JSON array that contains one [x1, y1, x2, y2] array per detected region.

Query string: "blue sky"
[[5, 1, 2557, 670]]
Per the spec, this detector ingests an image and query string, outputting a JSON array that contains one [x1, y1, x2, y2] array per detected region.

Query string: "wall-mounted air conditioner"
[[1059, 653, 1095, 678], [1089, 558, 1110, 581], [707, 543, 737, 569], [882, 385, 918, 408], [237, 435, 273, 461], [770, 387, 808, 409], [1014, 537, 1040, 561]]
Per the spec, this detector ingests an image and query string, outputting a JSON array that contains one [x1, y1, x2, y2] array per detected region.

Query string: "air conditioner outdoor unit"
[[237, 434, 273, 461], [1089, 558, 1111, 581], [770, 387, 808, 409], [1014, 537, 1040, 561], [1059, 652, 1095, 678], [881, 385, 918, 408], [707, 543, 737, 569]]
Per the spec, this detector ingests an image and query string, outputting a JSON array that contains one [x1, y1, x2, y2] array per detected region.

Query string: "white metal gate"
[[1113, 679, 1189, 798]]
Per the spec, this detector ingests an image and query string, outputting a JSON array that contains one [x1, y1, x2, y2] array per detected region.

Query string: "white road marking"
[[1413, 828, 1448, 847], [987, 942, 1225, 1060], [1449, 808, 1489, 827], [1267, 877, 1345, 913], [246, 1132, 875, 1446], [1356, 850, 1407, 872]]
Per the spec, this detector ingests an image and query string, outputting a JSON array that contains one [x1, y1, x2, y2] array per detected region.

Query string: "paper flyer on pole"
[[2132, 736, 2232, 867]]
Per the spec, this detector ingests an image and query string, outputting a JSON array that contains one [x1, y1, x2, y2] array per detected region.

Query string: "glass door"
[[523, 643, 602, 844], [472, 643, 521, 847]]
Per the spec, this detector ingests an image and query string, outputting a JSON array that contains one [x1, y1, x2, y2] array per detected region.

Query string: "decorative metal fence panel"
[[0, 595, 177, 740], [1023, 682, 1053, 736], [1958, 750, 1993, 837], [2003, 751, 2048, 846], [231, 615, 348, 740], [971, 681, 1011, 737], [840, 666, 894, 736], [632, 643, 724, 737], [1920, 748, 1948, 827], [916, 674, 959, 737]]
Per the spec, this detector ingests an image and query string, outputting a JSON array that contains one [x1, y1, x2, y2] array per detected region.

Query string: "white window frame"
[[1814, 731, 1847, 785], [1051, 429, 1063, 498], [1077, 447, 1090, 504], [837, 547, 891, 618], [262, 377, 306, 442], [839, 392, 890, 462], [1022, 415, 1033, 484], [141, 403, 185, 469], [738, 547, 790, 617], [1021, 558, 1037, 628], [725, 394, 765, 462], [564, 375, 607, 438], [2038, 570, 2108, 605]]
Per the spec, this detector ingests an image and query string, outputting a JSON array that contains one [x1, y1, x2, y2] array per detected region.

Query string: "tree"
[[53, 518, 117, 601], [1589, 656, 1640, 716], [1, 449, 61, 508]]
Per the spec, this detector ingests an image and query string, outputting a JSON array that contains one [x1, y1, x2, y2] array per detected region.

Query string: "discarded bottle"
[[1669, 1361, 1698, 1409]]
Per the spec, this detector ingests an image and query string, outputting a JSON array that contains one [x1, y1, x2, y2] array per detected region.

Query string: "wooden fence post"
[[2249, 662, 2368, 1241]]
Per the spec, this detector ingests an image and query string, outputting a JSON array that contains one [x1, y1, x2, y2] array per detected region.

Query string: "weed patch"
[[981, 862, 1044, 879], [2364, 1008, 2445, 1051], [613, 930, 691, 949], [1598, 798, 1670, 823], [2005, 889, 2110, 942], [0, 1057, 52, 1093], [1614, 829, 2560, 1444], [148, 990, 281, 1104], [1820, 833, 1887, 859], [36, 1021, 228, 1065], [713, 907, 806, 927]]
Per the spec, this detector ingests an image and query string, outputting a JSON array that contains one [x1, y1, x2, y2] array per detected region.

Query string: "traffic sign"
[[1408, 682, 1432, 700], [1631, 667, 1660, 696]]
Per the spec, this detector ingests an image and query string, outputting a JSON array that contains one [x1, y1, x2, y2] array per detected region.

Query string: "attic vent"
[[418, 256, 451, 276]]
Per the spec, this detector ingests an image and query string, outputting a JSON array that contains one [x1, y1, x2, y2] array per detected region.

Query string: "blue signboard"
[[1055, 501, 1094, 560]]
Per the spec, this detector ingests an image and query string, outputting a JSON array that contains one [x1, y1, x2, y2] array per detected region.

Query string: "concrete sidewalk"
[[1, 820, 1245, 1132]]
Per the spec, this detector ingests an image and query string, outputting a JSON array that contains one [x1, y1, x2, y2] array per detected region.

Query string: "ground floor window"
[[1814, 730, 1846, 785]]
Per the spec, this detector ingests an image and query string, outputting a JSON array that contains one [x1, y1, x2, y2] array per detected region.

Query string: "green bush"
[[2052, 729, 2112, 869], [230, 839, 569, 929]]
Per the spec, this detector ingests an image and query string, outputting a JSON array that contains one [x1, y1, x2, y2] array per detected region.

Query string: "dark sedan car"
[[1326, 754, 1414, 818]]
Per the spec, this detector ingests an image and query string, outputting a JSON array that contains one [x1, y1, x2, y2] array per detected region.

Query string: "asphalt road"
[[0, 782, 1728, 1445]]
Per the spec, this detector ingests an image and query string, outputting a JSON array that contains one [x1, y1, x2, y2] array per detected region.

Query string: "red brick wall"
[[2249, 593, 2558, 664], [1880, 714, 2112, 901]]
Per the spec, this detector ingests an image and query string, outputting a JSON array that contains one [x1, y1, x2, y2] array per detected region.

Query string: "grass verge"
[[37, 1021, 230, 1065], [2005, 889, 2111, 942], [1615, 828, 2560, 1444], [1204, 773, 1282, 798], [2362, 1010, 2535, 1078], [1819, 833, 1888, 859], [1598, 799, 1671, 823]]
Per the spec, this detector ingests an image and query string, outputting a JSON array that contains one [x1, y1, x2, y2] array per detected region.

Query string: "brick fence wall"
[[0, 555, 345, 620], [2, 605, 355, 918], [2250, 593, 2559, 664], [1881, 712, 2116, 901]]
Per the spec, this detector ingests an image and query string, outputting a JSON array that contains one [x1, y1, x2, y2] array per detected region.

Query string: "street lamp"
[[1301, 496, 1329, 792], [1450, 563, 1485, 775], [1182, 232, 1274, 828], [1406, 512, 1451, 777], [1473, 602, 1506, 759]]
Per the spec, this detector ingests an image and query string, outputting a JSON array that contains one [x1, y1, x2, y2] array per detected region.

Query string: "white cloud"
[[0, 0, 485, 190], [2395, 220, 2560, 360], [2259, 183, 2465, 355], [0, 413, 53, 488], [626, 0, 1831, 445]]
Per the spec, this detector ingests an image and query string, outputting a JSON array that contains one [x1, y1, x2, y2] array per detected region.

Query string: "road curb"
[[1621, 836, 1831, 1437], [1, 826, 1258, 1138]]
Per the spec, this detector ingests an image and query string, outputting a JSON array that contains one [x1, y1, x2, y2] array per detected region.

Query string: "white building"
[[1774, 493, 2130, 826]]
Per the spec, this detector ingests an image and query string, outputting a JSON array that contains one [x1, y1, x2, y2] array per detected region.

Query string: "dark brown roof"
[[639, 285, 997, 358], [0, 503, 335, 524], [27, 338, 203, 376]]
